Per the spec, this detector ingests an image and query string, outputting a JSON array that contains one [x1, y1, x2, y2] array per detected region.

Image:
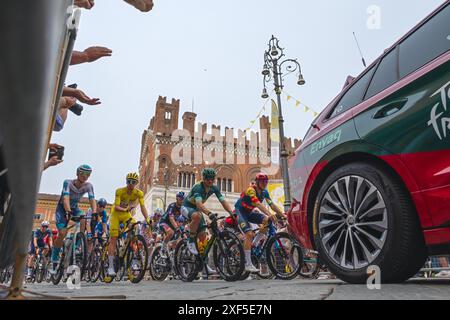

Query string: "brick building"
[[137, 96, 301, 218]]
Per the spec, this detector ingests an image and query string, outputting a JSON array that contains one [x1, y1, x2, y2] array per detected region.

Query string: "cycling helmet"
[[153, 208, 163, 218], [176, 191, 185, 200], [202, 168, 216, 179], [77, 164, 92, 175], [52, 229, 58, 235], [41, 221, 50, 227], [255, 172, 269, 183], [97, 198, 107, 207], [126, 172, 139, 182]]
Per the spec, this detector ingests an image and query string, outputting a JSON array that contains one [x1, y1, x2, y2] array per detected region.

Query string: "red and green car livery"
[[288, 1, 450, 283]]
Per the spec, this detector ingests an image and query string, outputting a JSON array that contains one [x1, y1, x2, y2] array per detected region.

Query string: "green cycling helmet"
[[202, 168, 216, 179]]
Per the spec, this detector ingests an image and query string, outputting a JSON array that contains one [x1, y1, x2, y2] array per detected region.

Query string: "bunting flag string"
[[241, 97, 271, 137], [240, 101, 267, 137], [241, 89, 319, 139], [282, 90, 320, 118]]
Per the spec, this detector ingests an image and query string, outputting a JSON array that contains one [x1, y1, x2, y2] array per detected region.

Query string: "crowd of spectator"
[[44, 0, 154, 171]]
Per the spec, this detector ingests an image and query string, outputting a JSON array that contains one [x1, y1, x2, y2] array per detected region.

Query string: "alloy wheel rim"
[[318, 175, 388, 270]]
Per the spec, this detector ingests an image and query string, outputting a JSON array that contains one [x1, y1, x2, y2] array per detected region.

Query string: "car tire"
[[313, 162, 427, 284]]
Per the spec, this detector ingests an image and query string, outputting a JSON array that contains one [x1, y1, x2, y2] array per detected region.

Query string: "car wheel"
[[313, 162, 427, 284]]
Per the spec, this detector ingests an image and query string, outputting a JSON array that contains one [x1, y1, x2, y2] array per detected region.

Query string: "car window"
[[365, 48, 398, 100], [328, 65, 376, 118], [399, 4, 450, 79]]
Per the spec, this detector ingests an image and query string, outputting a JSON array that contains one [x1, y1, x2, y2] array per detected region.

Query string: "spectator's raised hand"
[[64, 87, 101, 105], [84, 46, 113, 63], [124, 0, 154, 12], [44, 156, 63, 171], [74, 0, 95, 9]]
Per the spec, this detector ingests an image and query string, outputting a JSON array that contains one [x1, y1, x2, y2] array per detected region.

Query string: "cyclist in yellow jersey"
[[107, 172, 151, 276]]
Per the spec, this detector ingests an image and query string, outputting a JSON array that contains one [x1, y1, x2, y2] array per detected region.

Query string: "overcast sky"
[[39, 0, 445, 202]]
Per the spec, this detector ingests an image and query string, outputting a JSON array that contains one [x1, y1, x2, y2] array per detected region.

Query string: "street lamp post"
[[261, 35, 305, 212]]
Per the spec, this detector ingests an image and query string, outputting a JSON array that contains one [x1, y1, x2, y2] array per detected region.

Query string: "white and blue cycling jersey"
[[59, 179, 95, 210]]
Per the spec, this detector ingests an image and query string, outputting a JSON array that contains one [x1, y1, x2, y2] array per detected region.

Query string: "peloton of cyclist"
[[234, 172, 287, 272], [107, 172, 151, 277], [181, 168, 234, 255], [26, 221, 53, 280], [50, 164, 97, 274]]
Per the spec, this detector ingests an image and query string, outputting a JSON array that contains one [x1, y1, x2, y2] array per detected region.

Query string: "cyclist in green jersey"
[[181, 168, 234, 255]]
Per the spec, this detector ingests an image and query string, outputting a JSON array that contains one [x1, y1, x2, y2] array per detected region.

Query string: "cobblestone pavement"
[[15, 277, 450, 300]]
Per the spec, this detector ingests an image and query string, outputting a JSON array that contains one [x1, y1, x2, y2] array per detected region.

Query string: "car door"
[[354, 3, 450, 227]]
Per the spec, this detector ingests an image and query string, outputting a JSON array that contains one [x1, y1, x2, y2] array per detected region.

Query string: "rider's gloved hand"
[[146, 217, 151, 226], [208, 212, 218, 221]]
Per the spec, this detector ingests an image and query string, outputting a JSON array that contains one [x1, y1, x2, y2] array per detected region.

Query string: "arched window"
[[178, 172, 182, 187], [228, 179, 232, 192], [222, 178, 226, 192], [217, 178, 221, 191], [192, 173, 196, 186]]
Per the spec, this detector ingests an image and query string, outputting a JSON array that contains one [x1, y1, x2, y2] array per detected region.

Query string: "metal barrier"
[[0, 1, 79, 298]]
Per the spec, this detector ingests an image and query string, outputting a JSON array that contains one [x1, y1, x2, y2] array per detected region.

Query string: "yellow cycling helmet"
[[126, 172, 139, 182]]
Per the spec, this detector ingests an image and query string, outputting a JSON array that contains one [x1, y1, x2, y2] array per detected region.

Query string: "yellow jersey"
[[112, 187, 145, 214]]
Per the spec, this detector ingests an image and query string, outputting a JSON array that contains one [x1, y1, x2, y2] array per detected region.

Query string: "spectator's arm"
[[70, 47, 112, 65], [74, 0, 95, 9], [123, 0, 154, 12]]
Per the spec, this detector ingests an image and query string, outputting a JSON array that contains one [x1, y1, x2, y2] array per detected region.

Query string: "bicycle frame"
[[62, 216, 86, 273]]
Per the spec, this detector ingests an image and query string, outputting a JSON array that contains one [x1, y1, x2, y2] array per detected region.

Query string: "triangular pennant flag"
[[287, 95, 292, 101], [313, 112, 318, 117], [305, 106, 310, 113], [295, 100, 300, 107], [250, 120, 255, 125]]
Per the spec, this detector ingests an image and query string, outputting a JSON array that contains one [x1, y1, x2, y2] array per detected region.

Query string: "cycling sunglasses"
[[127, 179, 138, 185]]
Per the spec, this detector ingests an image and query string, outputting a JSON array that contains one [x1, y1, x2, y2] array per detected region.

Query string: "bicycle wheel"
[[266, 232, 303, 280], [35, 257, 45, 283], [149, 245, 170, 281], [125, 234, 148, 283], [212, 230, 245, 282], [51, 255, 64, 285], [0, 269, 5, 284], [70, 232, 88, 279], [254, 254, 274, 280], [298, 249, 321, 279], [115, 257, 126, 282], [174, 239, 201, 282], [44, 261, 52, 283], [88, 247, 102, 283]]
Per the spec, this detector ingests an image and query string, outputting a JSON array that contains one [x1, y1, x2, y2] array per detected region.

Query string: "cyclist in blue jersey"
[[26, 221, 53, 280], [87, 198, 108, 250], [49, 164, 97, 274], [159, 191, 185, 256]]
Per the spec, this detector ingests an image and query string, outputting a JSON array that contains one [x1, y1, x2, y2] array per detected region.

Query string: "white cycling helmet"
[[153, 208, 163, 218], [41, 221, 50, 227]]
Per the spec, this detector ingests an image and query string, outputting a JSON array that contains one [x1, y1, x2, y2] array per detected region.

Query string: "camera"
[[48, 146, 65, 161], [67, 83, 84, 116]]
